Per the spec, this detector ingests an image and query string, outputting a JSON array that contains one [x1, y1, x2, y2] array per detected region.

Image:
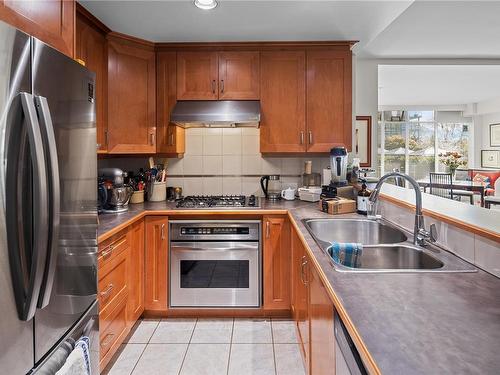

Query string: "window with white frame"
[[377, 110, 471, 180]]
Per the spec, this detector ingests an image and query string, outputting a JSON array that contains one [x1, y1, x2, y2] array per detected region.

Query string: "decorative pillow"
[[473, 174, 491, 188]]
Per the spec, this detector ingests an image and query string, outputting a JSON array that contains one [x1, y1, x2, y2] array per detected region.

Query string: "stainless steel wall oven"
[[169, 220, 261, 308]]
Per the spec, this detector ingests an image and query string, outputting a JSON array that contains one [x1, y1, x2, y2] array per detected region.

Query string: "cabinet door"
[[306, 49, 352, 152], [127, 219, 145, 327], [218, 51, 260, 100], [75, 10, 108, 153], [292, 229, 309, 371], [107, 35, 156, 153], [309, 265, 335, 375], [177, 51, 218, 100], [157, 51, 185, 155], [145, 216, 168, 311], [260, 51, 306, 153], [263, 216, 291, 310], [0, 0, 74, 57]]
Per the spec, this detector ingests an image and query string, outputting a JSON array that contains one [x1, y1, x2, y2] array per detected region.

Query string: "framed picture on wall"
[[491, 123, 500, 147], [355, 116, 372, 167], [481, 150, 500, 168]]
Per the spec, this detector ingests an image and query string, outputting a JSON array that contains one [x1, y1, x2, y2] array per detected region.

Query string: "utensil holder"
[[149, 182, 167, 202], [130, 190, 144, 204]]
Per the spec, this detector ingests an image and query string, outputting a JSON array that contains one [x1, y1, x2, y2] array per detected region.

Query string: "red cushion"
[[485, 188, 495, 196], [469, 170, 500, 185]]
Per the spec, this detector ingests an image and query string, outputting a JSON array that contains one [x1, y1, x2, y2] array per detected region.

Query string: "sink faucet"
[[368, 172, 437, 246]]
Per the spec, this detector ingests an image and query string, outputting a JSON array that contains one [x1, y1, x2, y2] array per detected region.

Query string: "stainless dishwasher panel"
[[334, 312, 368, 375]]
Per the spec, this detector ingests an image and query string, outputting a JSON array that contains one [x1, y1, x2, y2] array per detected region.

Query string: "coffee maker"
[[98, 168, 133, 213], [330, 146, 348, 186], [260, 175, 281, 200]]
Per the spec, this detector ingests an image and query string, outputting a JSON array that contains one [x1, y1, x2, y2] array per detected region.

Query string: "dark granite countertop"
[[98, 199, 500, 375]]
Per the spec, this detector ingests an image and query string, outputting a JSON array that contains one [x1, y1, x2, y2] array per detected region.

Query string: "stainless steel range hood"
[[171, 100, 260, 128]]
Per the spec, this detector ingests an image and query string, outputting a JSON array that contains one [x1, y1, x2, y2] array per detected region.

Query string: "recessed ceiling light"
[[194, 0, 218, 10]]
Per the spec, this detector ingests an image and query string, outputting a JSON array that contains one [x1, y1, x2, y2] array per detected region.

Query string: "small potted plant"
[[439, 151, 467, 178]]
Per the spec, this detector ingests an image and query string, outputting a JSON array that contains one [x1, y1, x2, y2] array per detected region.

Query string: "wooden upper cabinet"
[[144, 216, 168, 311], [309, 265, 335, 375], [218, 51, 260, 100], [75, 6, 108, 153], [157, 51, 185, 155], [107, 34, 156, 154], [177, 51, 218, 100], [306, 49, 352, 152], [0, 0, 75, 57], [260, 51, 306, 153], [263, 216, 291, 310]]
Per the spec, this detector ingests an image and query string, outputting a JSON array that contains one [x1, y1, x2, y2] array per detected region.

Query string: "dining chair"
[[428, 172, 474, 204], [452, 171, 475, 205], [429, 172, 453, 199]]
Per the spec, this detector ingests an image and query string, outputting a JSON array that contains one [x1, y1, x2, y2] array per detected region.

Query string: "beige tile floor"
[[105, 318, 306, 375]]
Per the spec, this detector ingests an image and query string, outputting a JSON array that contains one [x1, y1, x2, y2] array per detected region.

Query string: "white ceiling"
[[79, 0, 412, 50], [361, 0, 500, 58], [79, 0, 500, 58], [378, 65, 500, 106]]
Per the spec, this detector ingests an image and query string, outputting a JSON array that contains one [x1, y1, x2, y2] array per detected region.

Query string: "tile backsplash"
[[165, 128, 330, 196], [97, 128, 330, 196]]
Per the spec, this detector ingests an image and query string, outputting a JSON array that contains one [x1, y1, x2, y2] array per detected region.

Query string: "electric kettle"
[[260, 175, 281, 200]]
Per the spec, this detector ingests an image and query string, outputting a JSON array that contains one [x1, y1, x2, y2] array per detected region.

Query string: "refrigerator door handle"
[[10, 93, 50, 321], [35, 96, 61, 309]]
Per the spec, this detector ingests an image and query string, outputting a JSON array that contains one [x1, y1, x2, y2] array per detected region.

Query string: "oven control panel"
[[180, 227, 250, 235], [170, 221, 260, 242]]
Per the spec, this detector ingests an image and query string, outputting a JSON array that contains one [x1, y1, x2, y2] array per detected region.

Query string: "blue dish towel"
[[330, 242, 363, 268]]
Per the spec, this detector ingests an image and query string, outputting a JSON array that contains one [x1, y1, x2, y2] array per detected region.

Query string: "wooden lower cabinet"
[[145, 216, 169, 311], [292, 226, 336, 375], [263, 216, 291, 310], [309, 264, 336, 374], [98, 230, 131, 371], [98, 219, 146, 371], [127, 219, 145, 327], [292, 228, 310, 371]]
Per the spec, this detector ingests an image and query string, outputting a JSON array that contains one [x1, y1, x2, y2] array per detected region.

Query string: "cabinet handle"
[[266, 221, 270, 238], [220, 80, 224, 94], [101, 333, 115, 348], [211, 80, 216, 94], [308, 131, 313, 145], [161, 223, 166, 240], [300, 256, 308, 285], [104, 130, 108, 147], [102, 245, 114, 258], [150, 132, 156, 146], [300, 131, 304, 145], [100, 283, 114, 299], [169, 132, 174, 146]]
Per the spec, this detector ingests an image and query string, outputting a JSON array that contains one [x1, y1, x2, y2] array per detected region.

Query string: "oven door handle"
[[170, 242, 259, 252]]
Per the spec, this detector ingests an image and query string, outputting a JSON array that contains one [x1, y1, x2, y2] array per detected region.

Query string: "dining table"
[[417, 178, 486, 207]]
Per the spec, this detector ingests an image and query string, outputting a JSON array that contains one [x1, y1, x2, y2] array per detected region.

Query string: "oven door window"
[[180, 260, 249, 288]]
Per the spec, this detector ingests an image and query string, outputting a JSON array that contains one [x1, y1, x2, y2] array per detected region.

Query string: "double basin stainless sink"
[[303, 218, 476, 273]]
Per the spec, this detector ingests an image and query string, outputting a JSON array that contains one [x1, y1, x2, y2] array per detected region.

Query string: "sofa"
[[465, 169, 500, 196]]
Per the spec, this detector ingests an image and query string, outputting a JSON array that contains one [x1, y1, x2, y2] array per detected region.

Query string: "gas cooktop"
[[175, 195, 259, 209]]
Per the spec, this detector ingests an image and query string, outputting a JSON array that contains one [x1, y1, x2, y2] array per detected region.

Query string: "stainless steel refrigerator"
[[0, 20, 99, 374]]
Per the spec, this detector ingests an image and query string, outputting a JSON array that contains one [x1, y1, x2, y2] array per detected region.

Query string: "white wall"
[[465, 96, 500, 168], [354, 57, 500, 170]]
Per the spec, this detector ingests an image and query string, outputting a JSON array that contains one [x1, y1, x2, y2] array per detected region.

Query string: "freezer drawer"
[[33, 300, 99, 375]]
